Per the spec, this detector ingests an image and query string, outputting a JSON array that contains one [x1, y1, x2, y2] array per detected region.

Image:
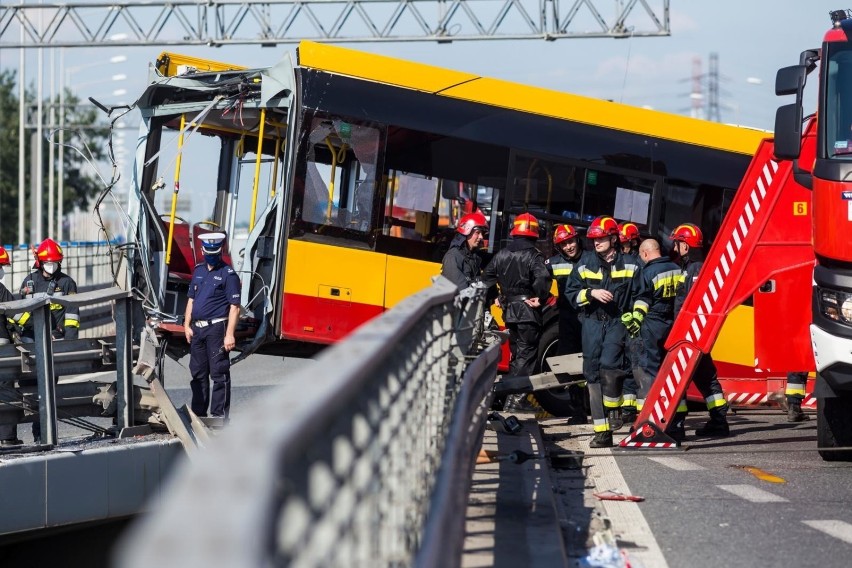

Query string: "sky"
[[0, 0, 843, 231]]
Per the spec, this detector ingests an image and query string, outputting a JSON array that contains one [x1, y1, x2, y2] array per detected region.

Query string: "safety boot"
[[621, 408, 638, 427], [608, 409, 624, 431], [589, 431, 613, 448], [694, 418, 730, 437], [787, 402, 809, 422], [665, 412, 687, 444]]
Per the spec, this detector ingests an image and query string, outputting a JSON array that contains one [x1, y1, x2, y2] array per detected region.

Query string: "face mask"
[[203, 253, 222, 266], [43, 261, 59, 275]]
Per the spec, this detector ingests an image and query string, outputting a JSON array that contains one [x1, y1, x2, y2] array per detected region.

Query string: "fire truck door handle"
[[758, 280, 776, 293]]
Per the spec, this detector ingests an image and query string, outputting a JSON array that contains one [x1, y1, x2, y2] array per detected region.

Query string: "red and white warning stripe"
[[684, 160, 779, 345]]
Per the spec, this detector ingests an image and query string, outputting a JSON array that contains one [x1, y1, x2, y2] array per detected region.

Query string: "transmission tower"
[[707, 52, 721, 122]]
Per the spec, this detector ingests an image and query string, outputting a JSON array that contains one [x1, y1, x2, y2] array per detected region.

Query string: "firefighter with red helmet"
[[565, 216, 642, 447], [628, 238, 682, 437], [617, 221, 643, 425], [618, 222, 642, 257], [0, 245, 22, 447], [441, 211, 488, 290], [482, 213, 551, 406], [14, 238, 79, 342], [544, 224, 588, 420], [670, 223, 731, 438]]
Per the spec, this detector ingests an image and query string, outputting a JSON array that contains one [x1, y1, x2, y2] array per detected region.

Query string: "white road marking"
[[717, 484, 788, 503], [647, 456, 705, 471], [802, 520, 852, 545]]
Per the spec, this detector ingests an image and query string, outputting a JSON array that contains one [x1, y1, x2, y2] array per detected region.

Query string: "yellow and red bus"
[[130, 42, 769, 413]]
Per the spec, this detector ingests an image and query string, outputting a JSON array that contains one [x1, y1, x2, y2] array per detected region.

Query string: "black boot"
[[695, 410, 730, 437], [621, 408, 638, 427], [665, 412, 687, 443], [608, 409, 624, 431], [787, 402, 808, 422], [590, 430, 613, 448]]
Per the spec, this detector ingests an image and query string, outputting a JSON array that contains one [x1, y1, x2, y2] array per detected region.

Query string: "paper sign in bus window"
[[614, 187, 650, 225]]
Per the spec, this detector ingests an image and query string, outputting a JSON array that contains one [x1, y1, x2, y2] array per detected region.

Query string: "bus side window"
[[302, 118, 380, 233], [386, 172, 440, 241]]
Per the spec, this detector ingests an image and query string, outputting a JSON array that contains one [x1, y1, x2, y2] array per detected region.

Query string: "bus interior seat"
[[161, 219, 196, 280]]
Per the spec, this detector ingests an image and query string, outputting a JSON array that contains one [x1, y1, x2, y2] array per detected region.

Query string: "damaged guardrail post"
[[32, 299, 57, 446], [114, 295, 134, 430]]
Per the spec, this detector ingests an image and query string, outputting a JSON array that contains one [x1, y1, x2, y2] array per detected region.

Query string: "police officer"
[[0, 245, 23, 447], [15, 238, 79, 341], [545, 224, 587, 421], [184, 232, 241, 418], [441, 211, 488, 290], [785, 372, 809, 422], [565, 216, 642, 447], [624, 239, 682, 435], [617, 221, 642, 425], [482, 213, 551, 410], [670, 223, 730, 438]]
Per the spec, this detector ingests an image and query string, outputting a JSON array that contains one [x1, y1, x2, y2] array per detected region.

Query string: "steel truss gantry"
[[1, 0, 669, 48]]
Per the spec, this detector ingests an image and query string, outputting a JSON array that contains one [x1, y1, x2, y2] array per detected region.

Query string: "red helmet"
[[0, 246, 9, 266], [36, 238, 63, 263], [510, 213, 540, 238], [456, 211, 488, 236], [553, 224, 578, 245], [618, 222, 641, 243], [586, 216, 619, 239], [670, 223, 703, 248]]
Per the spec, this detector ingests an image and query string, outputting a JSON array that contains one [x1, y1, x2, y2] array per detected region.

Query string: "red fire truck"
[[773, 9, 852, 460]]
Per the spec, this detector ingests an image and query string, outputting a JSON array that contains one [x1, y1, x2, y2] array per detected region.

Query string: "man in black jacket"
[[441, 211, 488, 289], [565, 216, 642, 447], [483, 213, 551, 395]]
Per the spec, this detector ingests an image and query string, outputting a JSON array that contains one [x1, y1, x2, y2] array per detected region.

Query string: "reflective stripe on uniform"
[[705, 393, 727, 410], [593, 417, 609, 433], [603, 394, 622, 409], [652, 270, 681, 298], [633, 300, 649, 313], [578, 289, 590, 306]]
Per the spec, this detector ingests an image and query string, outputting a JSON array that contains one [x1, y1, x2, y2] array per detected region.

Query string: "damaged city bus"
[[127, 42, 768, 414]]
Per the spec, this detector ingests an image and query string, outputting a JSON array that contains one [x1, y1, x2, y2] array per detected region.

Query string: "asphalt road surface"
[[540, 407, 852, 568]]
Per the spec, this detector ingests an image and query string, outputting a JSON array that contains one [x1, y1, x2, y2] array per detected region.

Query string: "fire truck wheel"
[[532, 324, 588, 418], [817, 393, 852, 461]]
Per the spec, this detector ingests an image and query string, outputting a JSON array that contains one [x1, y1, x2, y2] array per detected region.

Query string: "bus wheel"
[[817, 393, 852, 461], [532, 324, 587, 418]]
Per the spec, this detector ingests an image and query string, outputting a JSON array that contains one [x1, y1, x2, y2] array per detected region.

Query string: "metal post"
[[115, 296, 134, 430], [32, 302, 57, 446]]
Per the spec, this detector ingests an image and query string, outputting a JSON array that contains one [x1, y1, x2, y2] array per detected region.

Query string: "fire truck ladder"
[[621, 138, 812, 448]]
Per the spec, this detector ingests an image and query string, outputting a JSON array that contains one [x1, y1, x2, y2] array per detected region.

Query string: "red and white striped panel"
[[684, 160, 780, 346], [726, 392, 817, 407]]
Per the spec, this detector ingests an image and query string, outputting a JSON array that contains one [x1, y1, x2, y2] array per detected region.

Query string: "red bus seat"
[[162, 219, 196, 280]]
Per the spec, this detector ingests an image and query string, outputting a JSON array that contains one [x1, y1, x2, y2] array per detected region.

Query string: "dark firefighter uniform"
[[482, 238, 551, 377], [630, 255, 681, 414], [441, 233, 483, 290], [0, 283, 20, 445], [785, 371, 809, 422], [546, 248, 588, 357], [16, 270, 80, 341], [565, 249, 641, 438], [675, 255, 730, 436], [187, 261, 241, 418]]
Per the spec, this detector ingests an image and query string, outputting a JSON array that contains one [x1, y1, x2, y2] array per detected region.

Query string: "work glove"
[[620, 312, 640, 337], [629, 310, 645, 338]]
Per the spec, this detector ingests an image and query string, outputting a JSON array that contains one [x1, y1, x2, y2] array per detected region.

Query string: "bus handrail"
[[165, 113, 187, 264]]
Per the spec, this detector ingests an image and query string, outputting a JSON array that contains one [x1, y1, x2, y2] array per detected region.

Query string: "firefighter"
[[670, 223, 731, 438], [0, 245, 23, 447], [785, 372, 809, 422], [184, 232, 241, 418], [625, 239, 681, 432], [545, 224, 588, 421], [12, 238, 79, 444], [617, 221, 642, 426], [618, 222, 642, 256], [15, 238, 79, 342], [441, 211, 487, 290], [482, 213, 551, 411], [565, 216, 642, 447]]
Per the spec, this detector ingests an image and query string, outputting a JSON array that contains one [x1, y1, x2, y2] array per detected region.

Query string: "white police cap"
[[200, 232, 227, 253]]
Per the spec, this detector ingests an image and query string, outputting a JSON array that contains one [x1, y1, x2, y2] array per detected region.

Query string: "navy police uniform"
[[187, 247, 240, 418]]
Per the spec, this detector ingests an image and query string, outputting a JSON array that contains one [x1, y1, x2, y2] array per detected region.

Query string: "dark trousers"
[[557, 309, 582, 356], [189, 321, 231, 417], [507, 321, 541, 377], [693, 354, 728, 416], [786, 371, 808, 404], [581, 317, 627, 428]]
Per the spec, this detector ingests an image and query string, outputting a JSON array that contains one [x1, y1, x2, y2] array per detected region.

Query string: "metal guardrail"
[[0, 287, 134, 447], [117, 276, 502, 568]]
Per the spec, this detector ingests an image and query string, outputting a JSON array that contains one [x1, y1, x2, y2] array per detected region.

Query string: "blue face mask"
[[203, 253, 222, 266]]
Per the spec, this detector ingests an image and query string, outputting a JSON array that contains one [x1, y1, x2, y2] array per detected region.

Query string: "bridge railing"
[[117, 276, 503, 568]]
